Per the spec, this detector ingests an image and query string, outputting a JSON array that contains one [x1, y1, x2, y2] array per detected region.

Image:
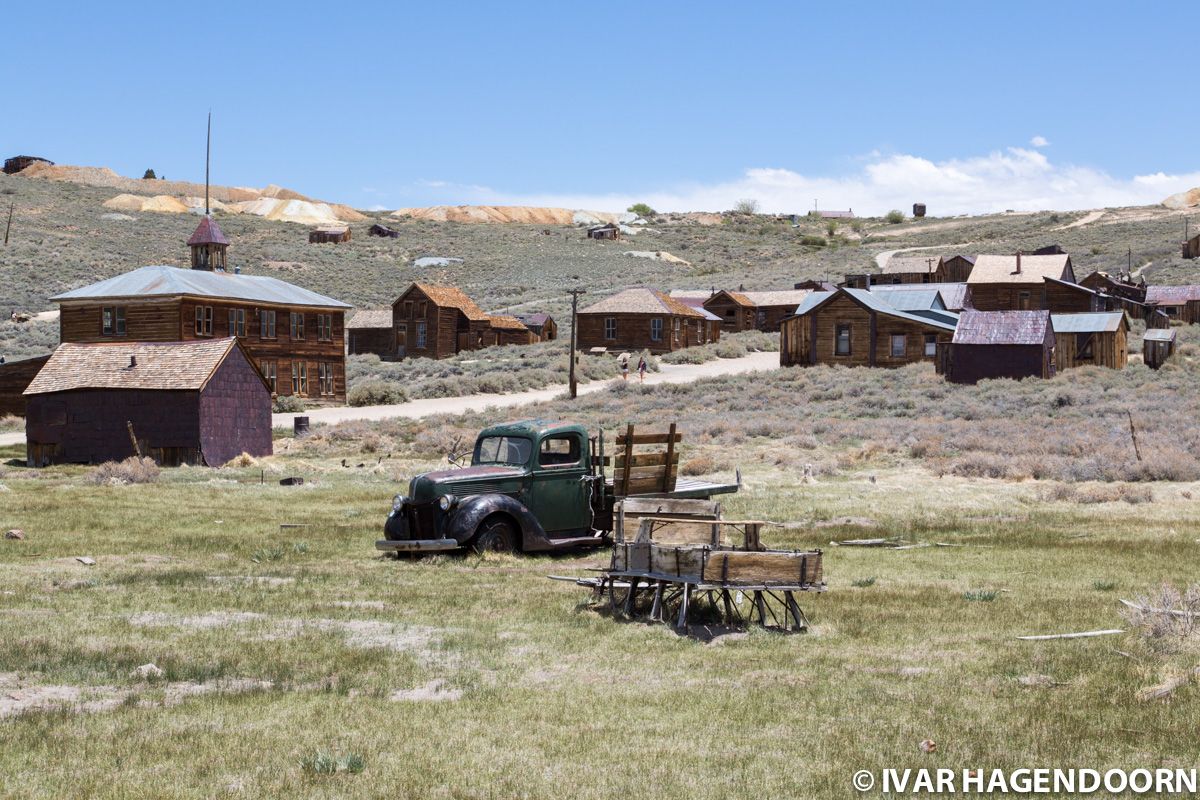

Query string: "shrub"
[[347, 380, 408, 407], [799, 235, 826, 247], [825, 220, 839, 237], [86, 457, 161, 485], [885, 209, 905, 224], [732, 198, 760, 215], [273, 395, 306, 413], [0, 414, 21, 433], [627, 203, 656, 218], [681, 455, 716, 476]]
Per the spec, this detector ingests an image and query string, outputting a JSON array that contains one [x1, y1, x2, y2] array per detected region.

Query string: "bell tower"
[[187, 111, 229, 271]]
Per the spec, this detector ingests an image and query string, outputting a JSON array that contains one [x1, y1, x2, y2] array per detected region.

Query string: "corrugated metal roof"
[[51, 265, 351, 309], [670, 296, 722, 321], [25, 338, 247, 395], [842, 288, 957, 331], [863, 282, 969, 311], [514, 312, 551, 327], [347, 309, 392, 329], [580, 288, 705, 317], [1146, 285, 1200, 305], [186, 216, 229, 246], [791, 291, 833, 316], [1143, 329, 1176, 342], [868, 287, 946, 313], [1050, 312, 1127, 333], [953, 310, 1051, 345], [968, 254, 1072, 285]]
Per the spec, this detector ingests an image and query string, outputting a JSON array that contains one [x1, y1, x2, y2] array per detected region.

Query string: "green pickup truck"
[[377, 419, 739, 555]]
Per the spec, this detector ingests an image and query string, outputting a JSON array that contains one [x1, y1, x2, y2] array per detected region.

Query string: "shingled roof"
[[487, 315, 530, 331], [882, 255, 942, 275], [952, 310, 1052, 345], [739, 290, 812, 307], [24, 338, 253, 395], [1145, 285, 1200, 305], [967, 254, 1073, 285], [51, 265, 350, 309], [402, 283, 490, 321], [347, 309, 393, 329], [186, 215, 229, 246], [580, 288, 705, 317]]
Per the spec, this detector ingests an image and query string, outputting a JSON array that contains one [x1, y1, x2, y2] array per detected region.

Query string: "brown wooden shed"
[[577, 289, 710, 354], [941, 310, 1056, 384], [309, 226, 351, 244], [779, 288, 956, 368], [586, 223, 621, 240], [3, 156, 53, 175], [1050, 312, 1129, 371], [485, 315, 536, 347], [514, 313, 557, 341], [936, 254, 975, 283], [23, 338, 272, 467], [878, 255, 943, 284], [1142, 328, 1176, 370], [346, 309, 394, 356], [0, 354, 51, 417], [966, 254, 1076, 311], [1145, 286, 1200, 324]]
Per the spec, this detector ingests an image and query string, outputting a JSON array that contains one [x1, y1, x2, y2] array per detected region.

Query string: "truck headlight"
[[438, 494, 458, 512], [391, 494, 407, 512]]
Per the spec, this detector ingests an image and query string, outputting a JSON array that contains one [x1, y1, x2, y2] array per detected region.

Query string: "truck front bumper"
[[375, 537, 459, 553]]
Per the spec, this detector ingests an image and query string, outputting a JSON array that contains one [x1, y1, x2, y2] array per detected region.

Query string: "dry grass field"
[[3, 347, 1200, 798]]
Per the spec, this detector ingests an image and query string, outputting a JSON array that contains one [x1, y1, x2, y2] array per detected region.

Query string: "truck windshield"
[[473, 436, 532, 466]]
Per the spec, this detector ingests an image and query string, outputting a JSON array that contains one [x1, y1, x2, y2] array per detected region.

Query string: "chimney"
[[1015, 251, 1022, 274], [129, 355, 138, 368]]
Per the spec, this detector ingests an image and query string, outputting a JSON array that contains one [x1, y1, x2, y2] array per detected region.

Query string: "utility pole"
[[3, 201, 12, 245], [567, 288, 586, 398]]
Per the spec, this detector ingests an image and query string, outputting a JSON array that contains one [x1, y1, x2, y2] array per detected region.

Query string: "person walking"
[[619, 355, 629, 381], [637, 356, 647, 383]]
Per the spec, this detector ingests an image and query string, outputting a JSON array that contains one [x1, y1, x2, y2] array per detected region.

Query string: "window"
[[290, 312, 305, 340], [260, 309, 277, 339], [228, 308, 245, 337], [538, 435, 581, 467], [260, 360, 277, 393], [418, 301, 427, 318], [416, 321, 427, 348], [316, 313, 332, 341], [604, 317, 617, 340], [1018, 291, 1032, 310], [473, 436, 532, 466], [291, 361, 308, 395], [924, 334, 937, 357], [194, 305, 213, 336], [650, 318, 662, 341], [673, 318, 681, 343], [317, 362, 335, 395], [835, 324, 851, 356], [102, 306, 126, 336], [890, 334, 907, 358], [404, 301, 414, 319]]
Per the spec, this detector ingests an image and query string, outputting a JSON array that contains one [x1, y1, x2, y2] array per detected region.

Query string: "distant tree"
[[627, 202, 656, 218], [142, 169, 157, 180], [885, 209, 905, 224], [733, 198, 760, 215]]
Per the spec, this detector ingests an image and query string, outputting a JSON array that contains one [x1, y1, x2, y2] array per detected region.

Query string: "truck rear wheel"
[[471, 519, 516, 554]]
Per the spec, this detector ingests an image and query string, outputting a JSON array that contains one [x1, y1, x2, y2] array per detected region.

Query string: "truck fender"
[[445, 494, 552, 551]]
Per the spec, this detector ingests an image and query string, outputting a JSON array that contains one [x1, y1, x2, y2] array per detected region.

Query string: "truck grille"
[[406, 502, 438, 537]]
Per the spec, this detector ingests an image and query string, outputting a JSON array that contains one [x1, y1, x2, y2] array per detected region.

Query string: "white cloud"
[[1030, 135, 1050, 148], [407, 146, 1200, 217]]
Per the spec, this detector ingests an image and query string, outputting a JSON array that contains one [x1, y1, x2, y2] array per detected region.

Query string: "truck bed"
[[608, 476, 740, 500]]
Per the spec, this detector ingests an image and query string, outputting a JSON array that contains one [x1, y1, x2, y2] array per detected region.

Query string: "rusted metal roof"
[[51, 265, 350, 308], [25, 338, 244, 395], [1146, 285, 1200, 305], [1050, 312, 1127, 333], [186, 215, 229, 246], [968, 254, 1073, 284], [580, 288, 705, 318], [953, 310, 1051, 345], [346, 309, 393, 329]]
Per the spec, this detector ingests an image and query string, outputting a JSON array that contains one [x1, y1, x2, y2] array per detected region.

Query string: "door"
[[395, 325, 407, 358], [528, 432, 591, 535]]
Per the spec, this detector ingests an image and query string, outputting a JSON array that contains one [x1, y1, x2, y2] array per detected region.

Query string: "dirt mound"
[[392, 205, 622, 225], [103, 194, 189, 214], [233, 198, 366, 225], [1163, 188, 1200, 210], [22, 162, 262, 202]]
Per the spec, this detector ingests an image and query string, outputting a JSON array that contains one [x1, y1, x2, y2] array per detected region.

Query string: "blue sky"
[[4, 1, 1199, 215]]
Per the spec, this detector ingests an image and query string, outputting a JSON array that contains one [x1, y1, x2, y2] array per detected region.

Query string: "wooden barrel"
[[293, 416, 310, 436]]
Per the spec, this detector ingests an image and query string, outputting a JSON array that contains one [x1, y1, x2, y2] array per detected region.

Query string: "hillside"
[[4, 168, 1200, 331]]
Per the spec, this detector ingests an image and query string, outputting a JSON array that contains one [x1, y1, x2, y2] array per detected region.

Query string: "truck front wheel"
[[471, 519, 516, 554]]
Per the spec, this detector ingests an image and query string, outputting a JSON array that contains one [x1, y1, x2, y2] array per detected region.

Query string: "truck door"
[[528, 432, 591, 535]]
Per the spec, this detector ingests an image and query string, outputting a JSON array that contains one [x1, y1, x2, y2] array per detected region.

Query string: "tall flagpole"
[[205, 111, 211, 216]]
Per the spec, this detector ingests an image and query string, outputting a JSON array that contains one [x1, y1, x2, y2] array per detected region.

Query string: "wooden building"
[[514, 313, 557, 341], [586, 223, 621, 240], [700, 290, 812, 333], [0, 354, 51, 417], [1050, 312, 1129, 371], [3, 155, 52, 175], [665, 295, 723, 343], [1143, 328, 1176, 370], [779, 288, 956, 368], [793, 279, 837, 292], [187, 215, 228, 271], [1031, 244, 1066, 256], [966, 253, 1076, 311], [937, 254, 975, 283], [24, 338, 271, 467], [346, 309, 394, 356], [385, 283, 533, 359], [485, 315, 537, 347], [1080, 270, 1145, 303], [1183, 234, 1200, 260], [1145, 286, 1200, 323], [368, 223, 400, 238], [869, 282, 970, 313], [309, 226, 351, 244], [51, 263, 350, 404], [940, 310, 1056, 384], [577, 288, 711, 354], [878, 255, 943, 284]]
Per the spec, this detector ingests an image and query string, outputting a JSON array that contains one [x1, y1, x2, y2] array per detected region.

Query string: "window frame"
[[404, 301, 414, 319], [537, 435, 582, 468], [261, 360, 277, 394], [316, 313, 333, 342], [890, 333, 907, 358], [317, 362, 335, 396], [416, 321, 428, 349], [835, 324, 851, 356], [290, 311, 305, 340], [260, 309, 277, 339], [924, 333, 937, 357], [195, 305, 214, 337], [604, 317, 617, 340], [228, 308, 246, 338], [291, 361, 308, 395], [650, 317, 663, 342], [101, 306, 126, 336]]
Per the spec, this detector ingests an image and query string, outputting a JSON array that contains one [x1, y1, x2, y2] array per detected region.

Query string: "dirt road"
[[273, 350, 780, 428]]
